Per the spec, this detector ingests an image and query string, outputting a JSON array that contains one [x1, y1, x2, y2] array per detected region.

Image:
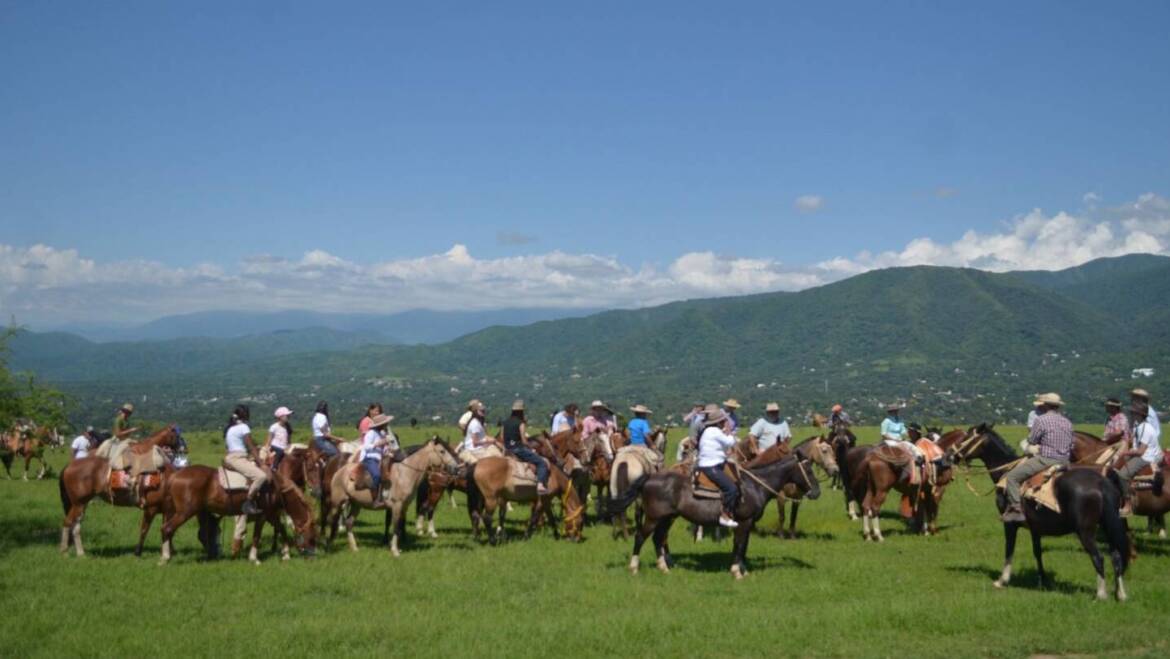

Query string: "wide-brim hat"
[[630, 404, 653, 415], [704, 409, 729, 426], [590, 400, 613, 413], [512, 399, 526, 412], [765, 402, 780, 413], [369, 414, 394, 428], [885, 403, 901, 412], [722, 399, 741, 409], [121, 403, 135, 413], [467, 399, 484, 411], [1035, 392, 1063, 407], [274, 406, 293, 418], [1105, 398, 1122, 408], [1131, 388, 1151, 400]]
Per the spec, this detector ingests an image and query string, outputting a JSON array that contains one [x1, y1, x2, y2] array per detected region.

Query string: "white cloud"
[[3, 193, 1168, 326], [794, 195, 824, 213]]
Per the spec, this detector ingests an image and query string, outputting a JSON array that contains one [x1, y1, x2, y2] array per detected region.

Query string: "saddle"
[[105, 445, 167, 495], [617, 445, 664, 474], [693, 463, 738, 500], [997, 465, 1065, 513], [218, 468, 251, 491], [507, 457, 540, 484], [1130, 463, 1166, 495]]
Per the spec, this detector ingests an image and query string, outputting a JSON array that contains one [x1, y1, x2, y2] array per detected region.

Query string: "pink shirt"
[[580, 415, 617, 438], [358, 417, 372, 434]]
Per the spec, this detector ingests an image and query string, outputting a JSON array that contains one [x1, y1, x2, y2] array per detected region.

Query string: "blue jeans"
[[313, 437, 339, 458], [699, 463, 739, 515], [510, 445, 549, 486], [271, 447, 286, 471], [362, 457, 383, 494]]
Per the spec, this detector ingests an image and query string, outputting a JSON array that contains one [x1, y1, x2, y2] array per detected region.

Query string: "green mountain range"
[[9, 254, 1169, 430]]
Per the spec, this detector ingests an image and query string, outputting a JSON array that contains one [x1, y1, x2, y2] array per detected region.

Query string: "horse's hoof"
[[1096, 590, 1108, 601], [429, 531, 438, 539], [656, 557, 670, 574], [992, 579, 1006, 589], [730, 565, 744, 580]]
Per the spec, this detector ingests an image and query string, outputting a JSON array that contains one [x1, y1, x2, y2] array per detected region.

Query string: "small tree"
[[0, 325, 71, 431]]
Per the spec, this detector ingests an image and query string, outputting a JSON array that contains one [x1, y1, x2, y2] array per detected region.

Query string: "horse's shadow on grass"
[[614, 552, 815, 574], [944, 565, 1094, 596], [0, 515, 62, 557]]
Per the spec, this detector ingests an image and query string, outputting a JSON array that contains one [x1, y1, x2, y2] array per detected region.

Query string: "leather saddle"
[[218, 467, 251, 491], [507, 457, 541, 484], [693, 463, 737, 500], [1131, 463, 1166, 494]]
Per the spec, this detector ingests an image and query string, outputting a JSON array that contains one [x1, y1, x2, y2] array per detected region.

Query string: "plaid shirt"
[[1027, 411, 1074, 460], [1104, 412, 1131, 445]]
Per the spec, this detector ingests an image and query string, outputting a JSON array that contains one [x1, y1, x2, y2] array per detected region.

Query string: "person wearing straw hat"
[[551, 403, 579, 435], [722, 399, 742, 434], [459, 399, 483, 434], [265, 406, 294, 471], [581, 400, 619, 461], [110, 402, 138, 452], [459, 400, 501, 463], [1130, 388, 1162, 435], [359, 413, 395, 505], [696, 407, 740, 528], [1117, 400, 1163, 516], [1001, 393, 1074, 522], [503, 400, 550, 495], [627, 405, 654, 447], [1103, 398, 1131, 446], [749, 403, 792, 453]]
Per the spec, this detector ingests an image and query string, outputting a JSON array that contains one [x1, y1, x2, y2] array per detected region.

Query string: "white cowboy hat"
[[512, 399, 526, 412], [121, 403, 135, 413], [590, 400, 613, 413], [1034, 392, 1063, 407], [629, 404, 653, 415], [764, 402, 780, 413], [368, 414, 394, 428], [467, 399, 485, 411], [704, 408, 728, 426], [1131, 388, 1150, 400]]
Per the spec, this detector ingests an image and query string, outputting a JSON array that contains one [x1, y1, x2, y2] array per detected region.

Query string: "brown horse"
[[3, 422, 50, 480], [58, 426, 187, 557], [236, 446, 322, 557], [774, 435, 840, 538], [159, 465, 316, 565], [466, 455, 584, 544], [1073, 431, 1169, 539], [414, 469, 469, 539], [845, 431, 958, 541]]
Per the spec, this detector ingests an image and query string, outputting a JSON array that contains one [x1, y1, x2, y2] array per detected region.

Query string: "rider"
[[828, 404, 851, 429], [627, 404, 653, 447], [722, 399, 742, 435], [1117, 401, 1163, 517], [1131, 388, 1162, 434], [1103, 398, 1131, 445], [311, 401, 346, 459], [223, 404, 268, 516], [1001, 393, 1074, 523], [580, 400, 619, 460], [503, 400, 550, 496], [551, 404, 579, 435], [111, 403, 138, 449], [360, 413, 394, 505], [265, 407, 293, 471], [458, 399, 482, 434], [459, 400, 501, 463], [71, 426, 98, 460], [357, 402, 383, 435], [881, 402, 923, 459], [749, 403, 792, 452], [696, 407, 739, 529]]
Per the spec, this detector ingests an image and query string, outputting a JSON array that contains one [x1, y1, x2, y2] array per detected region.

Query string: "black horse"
[[828, 424, 859, 517], [954, 423, 1130, 601], [610, 455, 820, 579]]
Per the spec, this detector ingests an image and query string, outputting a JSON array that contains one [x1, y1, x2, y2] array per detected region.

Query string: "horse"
[[952, 423, 1130, 600], [610, 453, 820, 579], [328, 437, 461, 557], [1071, 431, 1169, 540], [465, 455, 584, 544], [775, 435, 840, 538], [158, 465, 317, 565], [607, 427, 669, 538], [233, 446, 323, 557], [57, 426, 187, 557], [415, 468, 468, 539], [2, 422, 50, 480], [825, 423, 857, 490]]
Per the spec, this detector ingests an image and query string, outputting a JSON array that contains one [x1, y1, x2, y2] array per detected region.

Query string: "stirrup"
[[241, 500, 260, 516]]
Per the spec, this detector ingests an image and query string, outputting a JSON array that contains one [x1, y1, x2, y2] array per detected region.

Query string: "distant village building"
[[1132, 368, 1155, 378]]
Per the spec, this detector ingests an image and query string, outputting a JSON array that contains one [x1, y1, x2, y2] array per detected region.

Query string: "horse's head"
[[811, 437, 840, 477], [794, 457, 821, 500], [275, 473, 318, 556], [429, 436, 462, 475]]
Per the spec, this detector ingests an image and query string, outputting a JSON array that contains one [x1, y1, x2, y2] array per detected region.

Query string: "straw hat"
[[765, 402, 780, 413], [1131, 388, 1151, 401], [368, 414, 394, 428], [1034, 392, 1063, 407], [121, 403, 135, 413], [885, 402, 901, 412], [467, 399, 485, 411], [629, 404, 653, 415], [722, 399, 741, 409], [590, 400, 612, 413], [704, 408, 729, 426], [512, 399, 526, 412], [1105, 398, 1122, 409]]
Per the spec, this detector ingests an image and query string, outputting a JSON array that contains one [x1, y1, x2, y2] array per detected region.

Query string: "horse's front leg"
[[993, 521, 1020, 588], [388, 503, 403, 557], [248, 517, 267, 565], [135, 509, 156, 558], [787, 501, 801, 539]]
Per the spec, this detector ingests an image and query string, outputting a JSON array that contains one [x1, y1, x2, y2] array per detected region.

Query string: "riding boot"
[[242, 498, 260, 516]]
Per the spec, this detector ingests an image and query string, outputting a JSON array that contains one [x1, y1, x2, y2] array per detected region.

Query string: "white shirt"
[[312, 412, 330, 439], [268, 422, 289, 451], [1133, 420, 1163, 465], [749, 417, 791, 451], [225, 423, 251, 453], [463, 418, 487, 452], [551, 411, 573, 434], [697, 426, 737, 468], [71, 435, 91, 459], [1148, 405, 1162, 435], [1026, 410, 1038, 429], [360, 428, 386, 461]]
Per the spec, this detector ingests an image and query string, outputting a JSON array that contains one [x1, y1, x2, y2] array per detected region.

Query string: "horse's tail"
[[416, 475, 430, 517], [464, 463, 481, 514], [617, 461, 629, 497], [58, 469, 71, 515], [1101, 471, 1131, 572], [607, 473, 649, 516]]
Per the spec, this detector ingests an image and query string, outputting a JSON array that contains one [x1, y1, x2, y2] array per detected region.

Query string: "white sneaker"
[[718, 515, 739, 528], [537, 484, 550, 496]]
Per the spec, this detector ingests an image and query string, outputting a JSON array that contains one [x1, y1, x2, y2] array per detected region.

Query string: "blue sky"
[[2, 2, 1169, 324]]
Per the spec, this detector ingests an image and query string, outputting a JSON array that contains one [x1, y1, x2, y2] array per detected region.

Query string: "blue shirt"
[[628, 418, 652, 446], [880, 417, 907, 441]]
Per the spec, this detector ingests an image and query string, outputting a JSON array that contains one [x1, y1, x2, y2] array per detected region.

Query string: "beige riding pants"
[[224, 452, 267, 498]]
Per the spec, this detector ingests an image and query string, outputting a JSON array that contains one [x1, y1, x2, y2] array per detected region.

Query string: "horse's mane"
[[977, 425, 1014, 457], [745, 443, 793, 469]]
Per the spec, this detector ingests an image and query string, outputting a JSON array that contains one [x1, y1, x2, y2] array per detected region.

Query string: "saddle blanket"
[[693, 463, 736, 499], [616, 445, 664, 474], [508, 458, 539, 484], [218, 468, 250, 491], [997, 465, 1064, 513]]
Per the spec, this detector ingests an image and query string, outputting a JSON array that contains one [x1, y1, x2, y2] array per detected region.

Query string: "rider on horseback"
[[580, 400, 618, 461], [504, 400, 550, 496], [111, 403, 138, 449], [749, 403, 792, 452], [880, 403, 923, 469], [360, 413, 395, 505], [223, 404, 268, 516], [697, 407, 740, 529], [1117, 401, 1163, 517], [1001, 393, 1074, 523]]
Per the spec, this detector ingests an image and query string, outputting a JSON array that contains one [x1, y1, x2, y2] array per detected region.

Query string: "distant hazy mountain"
[[51, 307, 600, 345]]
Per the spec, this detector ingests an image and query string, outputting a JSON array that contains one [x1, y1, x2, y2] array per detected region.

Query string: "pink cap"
[[274, 406, 293, 418]]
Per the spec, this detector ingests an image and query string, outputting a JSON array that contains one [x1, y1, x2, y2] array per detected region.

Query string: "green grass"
[[2, 424, 1168, 658]]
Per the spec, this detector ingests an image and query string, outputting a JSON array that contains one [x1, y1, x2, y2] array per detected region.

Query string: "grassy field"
[[2, 424, 1168, 658]]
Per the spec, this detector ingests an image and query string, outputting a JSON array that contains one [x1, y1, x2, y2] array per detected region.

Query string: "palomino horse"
[[2, 422, 50, 480], [465, 456, 585, 544], [775, 435, 840, 538], [952, 423, 1130, 600], [57, 426, 187, 557], [159, 466, 317, 565], [1072, 431, 1169, 540], [328, 437, 461, 556], [607, 428, 669, 538], [612, 453, 820, 579]]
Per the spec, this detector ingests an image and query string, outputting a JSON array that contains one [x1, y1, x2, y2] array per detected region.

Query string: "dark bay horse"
[[611, 454, 820, 579], [58, 426, 187, 557], [953, 424, 1130, 600], [159, 466, 316, 565], [1072, 431, 1169, 540]]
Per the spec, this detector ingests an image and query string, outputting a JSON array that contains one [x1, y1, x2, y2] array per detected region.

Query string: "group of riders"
[[67, 387, 1165, 532]]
